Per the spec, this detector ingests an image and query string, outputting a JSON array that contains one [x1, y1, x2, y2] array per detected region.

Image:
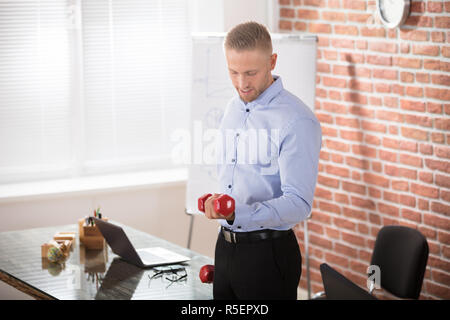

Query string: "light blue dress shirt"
[[217, 75, 322, 232]]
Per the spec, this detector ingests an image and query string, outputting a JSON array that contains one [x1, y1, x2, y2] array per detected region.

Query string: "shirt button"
[[246, 108, 250, 112], [237, 226, 241, 229], [231, 158, 235, 162], [236, 133, 240, 137], [228, 185, 232, 189]]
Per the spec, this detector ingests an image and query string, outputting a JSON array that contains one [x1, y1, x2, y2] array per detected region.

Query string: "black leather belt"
[[221, 227, 291, 244]]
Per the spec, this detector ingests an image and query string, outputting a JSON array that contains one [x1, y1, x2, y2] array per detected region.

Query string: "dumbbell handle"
[[198, 193, 235, 217]]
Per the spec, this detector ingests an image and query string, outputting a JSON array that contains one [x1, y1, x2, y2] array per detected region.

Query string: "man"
[[203, 21, 322, 300]]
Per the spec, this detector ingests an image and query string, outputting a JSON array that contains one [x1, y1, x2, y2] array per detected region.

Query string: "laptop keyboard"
[[138, 250, 165, 264]]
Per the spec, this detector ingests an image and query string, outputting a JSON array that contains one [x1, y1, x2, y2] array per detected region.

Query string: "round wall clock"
[[377, 0, 411, 28]]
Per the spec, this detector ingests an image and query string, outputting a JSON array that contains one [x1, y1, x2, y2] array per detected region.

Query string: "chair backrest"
[[370, 225, 429, 299]]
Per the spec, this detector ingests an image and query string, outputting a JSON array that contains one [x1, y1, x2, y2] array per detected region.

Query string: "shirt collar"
[[238, 75, 283, 110]]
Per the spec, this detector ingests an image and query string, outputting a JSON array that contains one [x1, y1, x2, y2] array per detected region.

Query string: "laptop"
[[93, 218, 190, 268], [320, 263, 377, 300]]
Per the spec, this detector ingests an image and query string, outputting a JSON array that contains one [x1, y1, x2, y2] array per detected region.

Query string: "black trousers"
[[213, 229, 302, 300]]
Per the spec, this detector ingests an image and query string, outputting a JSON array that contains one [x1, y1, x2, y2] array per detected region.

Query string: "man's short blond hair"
[[224, 21, 272, 54]]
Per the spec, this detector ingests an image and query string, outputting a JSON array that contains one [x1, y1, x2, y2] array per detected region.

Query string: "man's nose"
[[237, 75, 249, 89]]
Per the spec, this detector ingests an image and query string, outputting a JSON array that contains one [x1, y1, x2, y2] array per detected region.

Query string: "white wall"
[[0, 183, 218, 248], [190, 0, 224, 32], [223, 0, 269, 31], [191, 0, 277, 33]]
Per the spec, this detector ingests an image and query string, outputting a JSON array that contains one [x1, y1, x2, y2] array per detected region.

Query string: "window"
[[0, 0, 72, 183], [0, 0, 191, 184]]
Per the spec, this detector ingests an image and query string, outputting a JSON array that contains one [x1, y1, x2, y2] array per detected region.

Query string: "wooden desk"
[[0, 222, 213, 300]]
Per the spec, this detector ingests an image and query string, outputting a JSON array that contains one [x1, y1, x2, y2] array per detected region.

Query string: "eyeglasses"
[[148, 265, 187, 288]]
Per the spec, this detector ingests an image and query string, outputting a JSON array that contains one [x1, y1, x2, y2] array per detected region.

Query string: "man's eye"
[[247, 72, 256, 76]]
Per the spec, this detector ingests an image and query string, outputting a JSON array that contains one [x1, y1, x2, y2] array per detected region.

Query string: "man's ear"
[[270, 53, 277, 71]]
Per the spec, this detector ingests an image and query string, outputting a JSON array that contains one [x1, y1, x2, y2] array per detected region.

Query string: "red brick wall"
[[278, 0, 450, 299]]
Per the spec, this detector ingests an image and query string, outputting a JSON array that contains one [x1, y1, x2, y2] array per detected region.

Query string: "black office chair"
[[369, 225, 429, 299], [314, 225, 429, 300]]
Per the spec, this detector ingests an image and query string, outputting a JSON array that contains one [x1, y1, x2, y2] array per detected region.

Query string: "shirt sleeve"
[[225, 117, 322, 230]]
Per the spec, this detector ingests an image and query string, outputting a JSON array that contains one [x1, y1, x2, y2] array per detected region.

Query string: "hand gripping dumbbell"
[[198, 193, 235, 217]]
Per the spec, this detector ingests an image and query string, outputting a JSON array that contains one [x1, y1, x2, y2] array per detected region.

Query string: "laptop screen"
[[94, 218, 143, 266], [320, 263, 377, 300]]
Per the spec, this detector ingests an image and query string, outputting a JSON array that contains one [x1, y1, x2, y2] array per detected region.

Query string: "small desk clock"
[[377, 0, 411, 28]]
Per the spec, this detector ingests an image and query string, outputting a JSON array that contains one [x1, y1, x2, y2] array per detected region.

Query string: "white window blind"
[[81, 0, 191, 175], [0, 0, 72, 184], [0, 0, 191, 184]]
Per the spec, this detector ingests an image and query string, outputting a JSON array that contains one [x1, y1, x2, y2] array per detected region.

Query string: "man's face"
[[225, 48, 277, 103]]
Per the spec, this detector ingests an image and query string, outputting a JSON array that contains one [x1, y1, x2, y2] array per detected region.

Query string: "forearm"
[[223, 192, 311, 231]]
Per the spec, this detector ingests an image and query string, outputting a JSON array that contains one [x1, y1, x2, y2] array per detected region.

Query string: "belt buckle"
[[223, 229, 237, 243]]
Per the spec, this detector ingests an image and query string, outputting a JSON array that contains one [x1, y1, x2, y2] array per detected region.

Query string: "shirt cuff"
[[225, 200, 253, 231]]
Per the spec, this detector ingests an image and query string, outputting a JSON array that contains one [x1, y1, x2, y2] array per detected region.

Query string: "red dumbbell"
[[198, 193, 235, 217], [199, 264, 214, 283]]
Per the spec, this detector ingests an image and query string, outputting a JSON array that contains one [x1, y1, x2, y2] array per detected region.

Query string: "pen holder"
[[78, 217, 108, 250]]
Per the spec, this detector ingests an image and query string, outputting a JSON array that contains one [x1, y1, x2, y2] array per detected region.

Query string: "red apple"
[[199, 264, 214, 283]]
